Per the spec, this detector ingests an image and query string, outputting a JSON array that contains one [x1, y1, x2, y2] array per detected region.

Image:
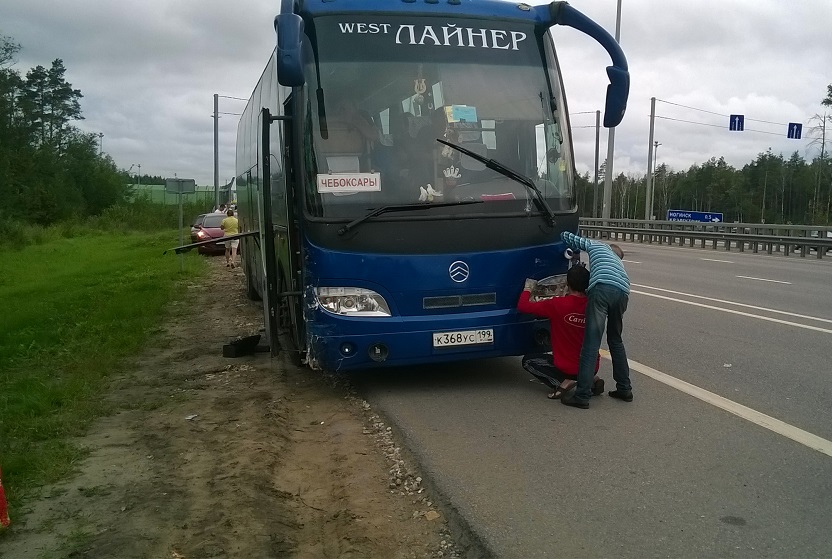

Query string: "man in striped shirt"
[[559, 231, 632, 409]]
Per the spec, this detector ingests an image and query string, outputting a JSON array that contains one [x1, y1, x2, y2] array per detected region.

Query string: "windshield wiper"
[[437, 138, 557, 227], [337, 200, 483, 236]]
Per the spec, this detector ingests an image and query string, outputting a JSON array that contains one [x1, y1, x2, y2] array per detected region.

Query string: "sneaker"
[[591, 378, 605, 397], [608, 390, 633, 402], [561, 393, 589, 409]]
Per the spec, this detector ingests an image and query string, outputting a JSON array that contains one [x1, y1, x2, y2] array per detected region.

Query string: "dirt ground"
[[1, 257, 470, 559]]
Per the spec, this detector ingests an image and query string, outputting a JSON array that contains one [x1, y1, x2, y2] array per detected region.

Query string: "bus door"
[[279, 95, 305, 360], [260, 101, 305, 361]]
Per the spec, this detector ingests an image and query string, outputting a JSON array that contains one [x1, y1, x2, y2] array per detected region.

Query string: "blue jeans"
[[574, 283, 631, 401]]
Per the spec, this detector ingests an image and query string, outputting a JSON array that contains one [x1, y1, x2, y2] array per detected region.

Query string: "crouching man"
[[517, 265, 603, 399]]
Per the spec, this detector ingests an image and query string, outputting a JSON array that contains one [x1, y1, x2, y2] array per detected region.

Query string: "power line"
[[654, 115, 727, 129], [654, 115, 795, 137], [218, 95, 248, 101], [656, 98, 791, 127]]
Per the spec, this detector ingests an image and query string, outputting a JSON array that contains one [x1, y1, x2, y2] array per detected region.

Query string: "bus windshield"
[[301, 16, 574, 219]]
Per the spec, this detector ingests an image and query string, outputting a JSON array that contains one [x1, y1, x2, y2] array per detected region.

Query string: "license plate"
[[432, 329, 494, 348]]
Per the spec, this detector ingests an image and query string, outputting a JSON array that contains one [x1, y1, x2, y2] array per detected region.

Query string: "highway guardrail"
[[578, 219, 832, 259]]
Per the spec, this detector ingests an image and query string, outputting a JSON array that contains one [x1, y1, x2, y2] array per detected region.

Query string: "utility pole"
[[761, 147, 771, 223], [593, 110, 601, 217], [98, 132, 104, 156], [601, 0, 623, 220], [651, 141, 661, 220], [645, 97, 656, 219], [819, 113, 828, 222]]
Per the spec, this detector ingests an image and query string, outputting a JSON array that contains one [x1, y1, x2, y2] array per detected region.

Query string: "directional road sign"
[[729, 115, 744, 131], [787, 123, 802, 139], [667, 209, 724, 223], [165, 178, 196, 193]]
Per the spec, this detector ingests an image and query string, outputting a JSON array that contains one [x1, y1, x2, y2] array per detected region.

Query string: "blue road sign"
[[729, 115, 744, 131], [788, 123, 802, 139], [667, 209, 724, 223]]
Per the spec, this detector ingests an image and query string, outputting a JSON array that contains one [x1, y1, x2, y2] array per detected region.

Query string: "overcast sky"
[[3, 0, 831, 186]]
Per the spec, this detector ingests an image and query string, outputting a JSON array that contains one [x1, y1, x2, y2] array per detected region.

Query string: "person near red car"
[[220, 209, 239, 268], [190, 213, 226, 255]]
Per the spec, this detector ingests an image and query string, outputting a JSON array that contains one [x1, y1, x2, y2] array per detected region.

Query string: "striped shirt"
[[561, 231, 630, 294]]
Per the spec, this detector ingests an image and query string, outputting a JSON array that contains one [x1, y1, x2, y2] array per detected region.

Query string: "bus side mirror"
[[603, 66, 629, 128], [274, 13, 305, 87], [543, 1, 629, 128]]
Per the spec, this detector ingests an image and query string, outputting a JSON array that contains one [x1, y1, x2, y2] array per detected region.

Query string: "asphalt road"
[[351, 241, 832, 558]]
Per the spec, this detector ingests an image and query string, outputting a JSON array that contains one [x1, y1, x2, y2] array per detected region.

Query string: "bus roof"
[[291, 0, 549, 25]]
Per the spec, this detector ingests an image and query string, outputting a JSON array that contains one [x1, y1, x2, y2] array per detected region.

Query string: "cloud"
[[3, 0, 831, 187], [556, 0, 831, 179]]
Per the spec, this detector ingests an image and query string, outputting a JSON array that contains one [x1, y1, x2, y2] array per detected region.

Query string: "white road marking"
[[736, 275, 791, 284], [631, 284, 832, 324], [600, 350, 832, 458], [699, 257, 734, 263], [624, 260, 641, 264], [631, 290, 832, 334]]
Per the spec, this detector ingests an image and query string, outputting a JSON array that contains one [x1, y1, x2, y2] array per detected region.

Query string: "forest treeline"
[[576, 146, 830, 224], [578, 87, 831, 224], [0, 34, 127, 225], [2, 32, 831, 226]]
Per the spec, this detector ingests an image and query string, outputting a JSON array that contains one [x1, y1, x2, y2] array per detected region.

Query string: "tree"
[[823, 84, 832, 107], [0, 35, 25, 208], [0, 35, 124, 225], [0, 34, 19, 68], [18, 59, 82, 149], [806, 113, 831, 223]]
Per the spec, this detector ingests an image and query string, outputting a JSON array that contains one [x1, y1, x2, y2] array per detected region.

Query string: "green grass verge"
[[0, 230, 208, 512]]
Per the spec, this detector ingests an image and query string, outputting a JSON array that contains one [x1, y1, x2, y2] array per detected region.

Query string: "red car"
[[190, 213, 228, 255]]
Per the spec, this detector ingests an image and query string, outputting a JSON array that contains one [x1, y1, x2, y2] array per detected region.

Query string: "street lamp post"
[[601, 0, 623, 220], [593, 109, 601, 217], [213, 94, 247, 209], [214, 94, 219, 209]]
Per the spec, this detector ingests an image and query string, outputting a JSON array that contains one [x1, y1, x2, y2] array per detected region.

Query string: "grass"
[[0, 197, 211, 252], [0, 230, 208, 518]]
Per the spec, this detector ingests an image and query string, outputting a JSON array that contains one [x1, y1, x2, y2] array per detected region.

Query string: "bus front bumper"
[[306, 312, 549, 372]]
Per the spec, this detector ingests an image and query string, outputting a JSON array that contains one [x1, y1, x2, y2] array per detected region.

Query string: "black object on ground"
[[222, 334, 262, 358]]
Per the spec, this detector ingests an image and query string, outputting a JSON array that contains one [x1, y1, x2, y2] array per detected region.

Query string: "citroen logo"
[[449, 260, 470, 283]]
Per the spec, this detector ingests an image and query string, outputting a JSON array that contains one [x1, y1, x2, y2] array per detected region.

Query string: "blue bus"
[[236, 0, 628, 371]]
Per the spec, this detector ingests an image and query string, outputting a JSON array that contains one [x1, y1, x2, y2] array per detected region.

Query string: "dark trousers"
[[574, 283, 631, 401], [522, 354, 574, 391]]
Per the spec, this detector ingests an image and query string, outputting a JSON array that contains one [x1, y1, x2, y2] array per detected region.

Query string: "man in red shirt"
[[517, 265, 603, 399]]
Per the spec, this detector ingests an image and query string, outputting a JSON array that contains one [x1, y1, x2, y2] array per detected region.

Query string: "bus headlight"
[[315, 287, 391, 317], [530, 274, 568, 301]]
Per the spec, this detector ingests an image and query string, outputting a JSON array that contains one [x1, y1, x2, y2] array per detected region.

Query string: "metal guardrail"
[[578, 219, 832, 260]]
